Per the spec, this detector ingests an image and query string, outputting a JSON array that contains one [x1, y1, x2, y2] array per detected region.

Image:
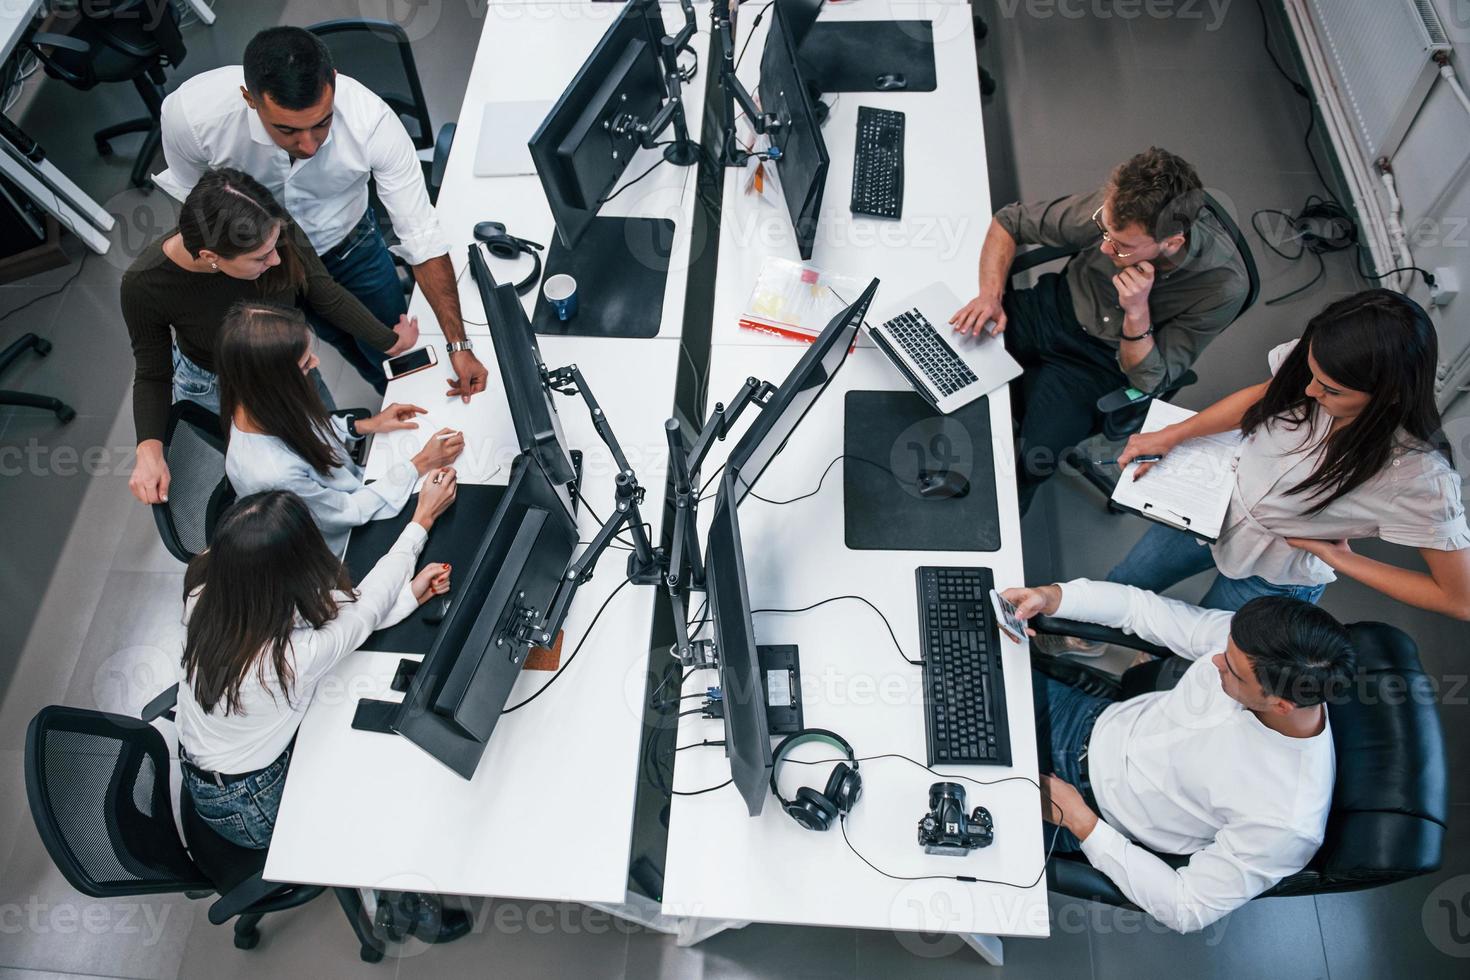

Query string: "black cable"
[[0, 252, 87, 324], [752, 595, 923, 666], [502, 575, 634, 713], [673, 777, 733, 797], [734, 1, 776, 72], [677, 706, 708, 718], [677, 739, 725, 751], [745, 454, 905, 506], [1254, 0, 1333, 198], [600, 140, 701, 206]]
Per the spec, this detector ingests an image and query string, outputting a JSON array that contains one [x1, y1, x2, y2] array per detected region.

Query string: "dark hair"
[[1230, 597, 1355, 708], [177, 167, 306, 292], [182, 491, 355, 715], [1109, 147, 1204, 241], [243, 27, 335, 111], [1240, 289, 1446, 513], [218, 301, 343, 475]]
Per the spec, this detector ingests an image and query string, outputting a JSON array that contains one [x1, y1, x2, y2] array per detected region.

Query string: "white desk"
[[265, 4, 708, 906], [409, 1, 711, 341], [662, 2, 1047, 962]]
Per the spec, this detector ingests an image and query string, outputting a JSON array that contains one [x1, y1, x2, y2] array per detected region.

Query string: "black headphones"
[[769, 729, 862, 831], [473, 221, 543, 296]]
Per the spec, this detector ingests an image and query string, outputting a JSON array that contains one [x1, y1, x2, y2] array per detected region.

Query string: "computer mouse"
[[875, 73, 908, 92], [917, 469, 971, 500], [423, 595, 452, 626]]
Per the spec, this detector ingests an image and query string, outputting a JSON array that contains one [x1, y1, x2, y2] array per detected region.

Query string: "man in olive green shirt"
[[952, 148, 1248, 514]]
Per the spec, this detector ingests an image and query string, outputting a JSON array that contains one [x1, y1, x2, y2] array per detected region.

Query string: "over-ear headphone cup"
[[485, 238, 517, 259], [824, 763, 862, 814], [788, 787, 838, 831]]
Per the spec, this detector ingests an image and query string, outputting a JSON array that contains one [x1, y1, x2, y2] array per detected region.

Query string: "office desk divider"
[[842, 390, 1001, 551]]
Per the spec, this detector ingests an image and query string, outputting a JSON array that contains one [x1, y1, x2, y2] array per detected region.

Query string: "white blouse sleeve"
[[1379, 453, 1470, 552], [1266, 339, 1299, 377]]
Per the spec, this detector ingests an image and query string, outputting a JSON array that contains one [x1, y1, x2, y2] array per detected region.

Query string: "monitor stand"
[[799, 21, 937, 93], [531, 216, 676, 339]]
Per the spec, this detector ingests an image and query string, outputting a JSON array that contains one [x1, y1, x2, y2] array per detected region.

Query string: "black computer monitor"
[[759, 2, 829, 260], [529, 0, 671, 250], [470, 244, 578, 489], [705, 469, 772, 816], [776, 0, 823, 48], [728, 278, 879, 504], [392, 454, 580, 779]]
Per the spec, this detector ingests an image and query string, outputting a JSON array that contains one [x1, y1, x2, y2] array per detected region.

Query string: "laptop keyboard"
[[883, 309, 979, 397]]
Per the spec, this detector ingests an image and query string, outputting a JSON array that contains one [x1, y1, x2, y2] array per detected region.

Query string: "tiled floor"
[[1, 1, 1467, 978]]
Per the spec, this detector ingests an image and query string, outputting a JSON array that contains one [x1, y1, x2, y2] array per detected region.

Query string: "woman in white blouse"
[[1111, 289, 1470, 619], [219, 301, 464, 556], [177, 484, 456, 848]]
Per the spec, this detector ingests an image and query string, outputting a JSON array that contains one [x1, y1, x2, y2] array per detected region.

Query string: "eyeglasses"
[[1092, 205, 1139, 259]]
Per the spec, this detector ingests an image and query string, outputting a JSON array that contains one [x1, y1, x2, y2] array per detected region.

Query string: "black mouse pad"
[[531, 216, 674, 339], [800, 22, 937, 94], [344, 483, 508, 655], [843, 390, 1000, 552]]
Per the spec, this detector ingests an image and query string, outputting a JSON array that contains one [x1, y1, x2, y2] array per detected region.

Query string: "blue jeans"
[[181, 747, 291, 849], [1107, 522, 1327, 611], [172, 346, 335, 414], [1031, 671, 1111, 853], [312, 208, 406, 395]]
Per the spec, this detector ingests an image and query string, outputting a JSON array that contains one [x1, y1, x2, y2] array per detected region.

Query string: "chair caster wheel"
[[233, 929, 260, 950], [96, 141, 114, 157], [360, 944, 384, 963], [33, 338, 52, 356], [56, 406, 76, 423]]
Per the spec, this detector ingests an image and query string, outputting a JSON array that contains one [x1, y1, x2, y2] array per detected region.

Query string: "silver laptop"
[[473, 100, 553, 177], [867, 281, 1022, 414]]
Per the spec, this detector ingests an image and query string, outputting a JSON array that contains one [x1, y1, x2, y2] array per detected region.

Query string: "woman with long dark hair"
[[177, 484, 455, 849], [219, 301, 463, 556], [1107, 289, 1470, 618], [123, 167, 420, 506]]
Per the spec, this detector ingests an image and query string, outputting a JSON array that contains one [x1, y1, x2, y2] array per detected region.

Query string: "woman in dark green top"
[[123, 167, 418, 505]]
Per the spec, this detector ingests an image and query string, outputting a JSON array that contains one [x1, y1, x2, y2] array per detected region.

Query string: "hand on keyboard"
[[950, 293, 1006, 337]]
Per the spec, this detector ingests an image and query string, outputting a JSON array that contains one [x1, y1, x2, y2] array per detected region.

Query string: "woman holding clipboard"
[[1106, 289, 1470, 618]]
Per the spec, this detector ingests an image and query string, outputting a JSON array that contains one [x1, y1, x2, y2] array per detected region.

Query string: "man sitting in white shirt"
[[156, 27, 488, 400], [1002, 579, 1355, 934]]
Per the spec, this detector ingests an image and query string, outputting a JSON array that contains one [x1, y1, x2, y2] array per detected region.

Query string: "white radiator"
[[1302, 0, 1450, 161]]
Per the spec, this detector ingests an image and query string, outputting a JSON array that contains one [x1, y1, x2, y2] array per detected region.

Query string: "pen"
[[1130, 454, 1164, 464]]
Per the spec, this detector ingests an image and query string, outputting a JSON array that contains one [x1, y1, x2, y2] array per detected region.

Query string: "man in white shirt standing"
[[1002, 579, 1355, 934], [156, 27, 488, 399]]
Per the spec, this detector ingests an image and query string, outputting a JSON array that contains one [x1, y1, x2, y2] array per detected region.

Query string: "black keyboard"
[[883, 309, 979, 397], [916, 566, 1012, 766], [851, 106, 904, 219]]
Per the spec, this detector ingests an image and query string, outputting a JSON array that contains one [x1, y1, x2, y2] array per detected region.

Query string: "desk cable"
[[753, 595, 923, 667], [501, 573, 635, 713]]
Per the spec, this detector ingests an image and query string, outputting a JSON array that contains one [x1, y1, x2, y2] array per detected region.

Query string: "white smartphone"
[[990, 589, 1028, 645], [383, 344, 437, 381]]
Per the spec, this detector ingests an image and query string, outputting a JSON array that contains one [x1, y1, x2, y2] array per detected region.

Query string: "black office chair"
[[308, 19, 457, 205], [24, 704, 388, 961], [25, 0, 187, 189], [1008, 192, 1260, 502], [1030, 617, 1448, 909], [1, 332, 74, 421], [152, 400, 234, 564]]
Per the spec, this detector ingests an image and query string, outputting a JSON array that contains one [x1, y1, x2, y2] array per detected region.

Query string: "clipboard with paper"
[[1110, 399, 1242, 542]]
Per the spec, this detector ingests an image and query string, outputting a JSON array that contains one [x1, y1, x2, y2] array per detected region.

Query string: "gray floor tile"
[[0, 969, 123, 980], [109, 497, 189, 576], [58, 569, 185, 719], [0, 284, 134, 421], [854, 915, 1092, 978], [1118, 0, 1289, 73], [1087, 891, 1328, 980], [392, 899, 631, 980], [676, 922, 857, 980], [1316, 804, 1470, 979]]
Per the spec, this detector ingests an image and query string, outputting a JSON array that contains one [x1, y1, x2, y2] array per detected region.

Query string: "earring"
[[210, 261, 218, 271]]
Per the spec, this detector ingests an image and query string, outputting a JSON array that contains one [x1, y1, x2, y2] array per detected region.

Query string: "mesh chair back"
[[34, 0, 184, 88], [25, 705, 209, 897], [309, 20, 434, 148], [153, 400, 230, 563]]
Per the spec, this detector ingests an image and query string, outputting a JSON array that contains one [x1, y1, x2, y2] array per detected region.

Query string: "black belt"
[[320, 208, 376, 263], [180, 745, 290, 790]]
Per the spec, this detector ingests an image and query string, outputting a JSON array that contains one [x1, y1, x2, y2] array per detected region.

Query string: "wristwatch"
[[445, 340, 475, 354]]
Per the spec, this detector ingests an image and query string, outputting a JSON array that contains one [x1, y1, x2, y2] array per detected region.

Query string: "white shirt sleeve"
[[292, 522, 426, 685], [1079, 816, 1321, 933], [1054, 578, 1232, 661], [155, 90, 207, 202], [361, 93, 449, 267]]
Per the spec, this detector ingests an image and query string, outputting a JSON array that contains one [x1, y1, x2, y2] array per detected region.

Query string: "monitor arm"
[[609, 0, 702, 166], [712, 0, 781, 167], [663, 375, 774, 663], [522, 364, 662, 647]]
